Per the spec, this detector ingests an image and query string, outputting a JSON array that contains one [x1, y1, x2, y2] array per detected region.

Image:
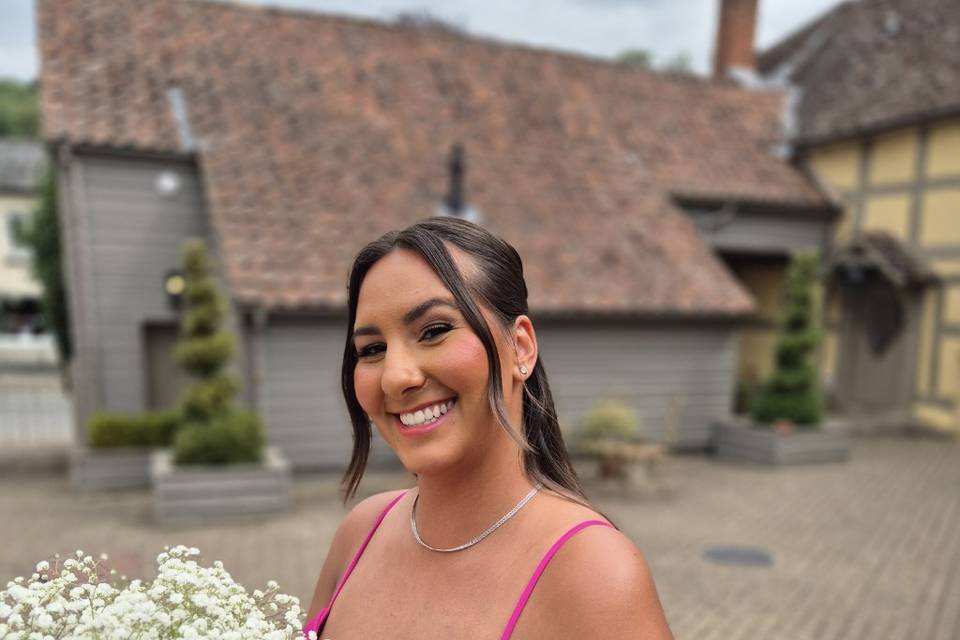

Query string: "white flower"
[[1, 547, 306, 639]]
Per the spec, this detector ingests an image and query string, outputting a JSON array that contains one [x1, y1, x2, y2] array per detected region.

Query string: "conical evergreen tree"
[[173, 240, 264, 464], [751, 252, 824, 428]]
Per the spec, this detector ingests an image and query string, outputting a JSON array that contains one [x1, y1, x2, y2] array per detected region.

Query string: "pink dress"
[[303, 492, 613, 639]]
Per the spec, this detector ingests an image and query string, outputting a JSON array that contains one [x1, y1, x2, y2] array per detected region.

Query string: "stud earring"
[[519, 365, 528, 375]]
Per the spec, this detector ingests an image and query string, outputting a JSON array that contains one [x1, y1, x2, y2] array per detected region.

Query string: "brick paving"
[[1, 435, 958, 639]]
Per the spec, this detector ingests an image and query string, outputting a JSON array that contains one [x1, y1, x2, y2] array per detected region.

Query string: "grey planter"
[[70, 447, 153, 491], [714, 418, 851, 465], [151, 446, 292, 522]]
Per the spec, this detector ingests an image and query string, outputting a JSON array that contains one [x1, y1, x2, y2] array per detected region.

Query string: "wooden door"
[[143, 323, 192, 411], [836, 285, 921, 420]]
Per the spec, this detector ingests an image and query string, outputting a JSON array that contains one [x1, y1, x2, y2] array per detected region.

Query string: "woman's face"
[[351, 247, 524, 475]]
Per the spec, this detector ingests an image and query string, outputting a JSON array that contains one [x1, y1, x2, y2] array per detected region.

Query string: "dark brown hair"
[[340, 216, 585, 502]]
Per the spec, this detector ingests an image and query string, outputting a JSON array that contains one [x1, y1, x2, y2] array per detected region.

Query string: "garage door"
[[261, 318, 397, 471]]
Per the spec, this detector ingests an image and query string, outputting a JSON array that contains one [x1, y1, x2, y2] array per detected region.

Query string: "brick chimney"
[[713, 0, 759, 79]]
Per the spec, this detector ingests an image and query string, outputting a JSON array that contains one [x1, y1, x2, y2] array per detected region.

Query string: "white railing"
[[0, 368, 73, 446], [0, 333, 58, 366]]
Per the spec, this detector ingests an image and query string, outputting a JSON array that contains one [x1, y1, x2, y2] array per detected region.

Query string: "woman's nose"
[[380, 344, 425, 397]]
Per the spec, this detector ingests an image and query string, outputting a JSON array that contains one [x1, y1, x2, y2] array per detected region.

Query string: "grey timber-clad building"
[[38, 0, 835, 470]]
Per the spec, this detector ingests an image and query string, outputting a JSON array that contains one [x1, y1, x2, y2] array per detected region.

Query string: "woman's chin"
[[396, 448, 457, 478]]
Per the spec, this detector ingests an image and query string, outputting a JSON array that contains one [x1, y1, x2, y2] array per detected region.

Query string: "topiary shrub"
[[173, 410, 265, 465], [175, 332, 234, 376], [179, 373, 237, 423], [173, 240, 265, 466], [87, 410, 181, 448], [751, 252, 825, 428]]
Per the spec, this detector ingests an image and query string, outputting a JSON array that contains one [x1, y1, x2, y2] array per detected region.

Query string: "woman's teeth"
[[399, 399, 456, 427]]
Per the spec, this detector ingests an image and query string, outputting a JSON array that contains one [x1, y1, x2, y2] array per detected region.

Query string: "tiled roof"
[[0, 139, 46, 193], [38, 0, 828, 314], [759, 0, 960, 144]]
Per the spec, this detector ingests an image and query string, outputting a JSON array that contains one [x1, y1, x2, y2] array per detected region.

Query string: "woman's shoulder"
[[340, 489, 409, 542], [305, 489, 409, 622], [525, 493, 673, 638]]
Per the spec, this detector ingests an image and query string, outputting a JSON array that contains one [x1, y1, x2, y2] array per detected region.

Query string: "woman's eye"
[[356, 343, 385, 359], [421, 323, 453, 341]]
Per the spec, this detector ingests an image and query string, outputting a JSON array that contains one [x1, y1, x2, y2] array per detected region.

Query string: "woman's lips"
[[393, 398, 456, 438]]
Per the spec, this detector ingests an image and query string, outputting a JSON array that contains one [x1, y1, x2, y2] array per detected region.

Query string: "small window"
[[5, 211, 32, 263]]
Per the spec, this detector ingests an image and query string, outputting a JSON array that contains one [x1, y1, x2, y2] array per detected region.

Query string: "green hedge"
[[173, 410, 265, 466], [87, 411, 181, 448]]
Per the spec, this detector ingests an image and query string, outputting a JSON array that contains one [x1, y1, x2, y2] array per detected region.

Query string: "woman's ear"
[[512, 315, 538, 380]]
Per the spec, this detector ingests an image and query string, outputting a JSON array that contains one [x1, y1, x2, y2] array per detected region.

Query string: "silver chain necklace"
[[410, 484, 542, 553]]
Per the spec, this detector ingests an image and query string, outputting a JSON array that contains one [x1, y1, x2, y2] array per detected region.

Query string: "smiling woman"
[[304, 217, 673, 639]]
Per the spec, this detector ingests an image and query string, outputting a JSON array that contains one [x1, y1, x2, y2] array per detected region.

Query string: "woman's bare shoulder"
[[305, 489, 409, 621], [341, 489, 409, 539], [527, 494, 674, 638]]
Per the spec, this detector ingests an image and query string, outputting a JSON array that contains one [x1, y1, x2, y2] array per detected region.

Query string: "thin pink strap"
[[303, 491, 407, 636], [500, 519, 613, 640]]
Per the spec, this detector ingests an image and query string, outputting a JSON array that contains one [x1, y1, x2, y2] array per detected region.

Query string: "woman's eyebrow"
[[352, 297, 458, 337]]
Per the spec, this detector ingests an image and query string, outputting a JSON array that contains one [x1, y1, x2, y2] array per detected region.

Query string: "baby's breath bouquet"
[[0, 545, 306, 639]]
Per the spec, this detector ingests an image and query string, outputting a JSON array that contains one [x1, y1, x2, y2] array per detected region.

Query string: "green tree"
[[661, 52, 694, 75], [616, 49, 696, 75], [751, 253, 824, 427], [0, 79, 39, 137], [616, 48, 655, 68], [15, 170, 72, 363], [173, 240, 264, 465]]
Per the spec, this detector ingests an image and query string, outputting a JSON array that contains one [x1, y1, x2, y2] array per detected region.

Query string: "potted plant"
[[70, 410, 180, 490], [151, 240, 291, 521], [578, 400, 663, 480], [716, 252, 850, 465]]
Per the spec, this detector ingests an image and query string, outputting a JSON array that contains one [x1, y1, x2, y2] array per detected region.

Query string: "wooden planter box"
[[151, 447, 292, 522], [70, 447, 153, 491], [714, 418, 851, 465]]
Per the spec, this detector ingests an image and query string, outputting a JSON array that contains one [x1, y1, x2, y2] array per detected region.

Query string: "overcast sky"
[[0, 0, 846, 81]]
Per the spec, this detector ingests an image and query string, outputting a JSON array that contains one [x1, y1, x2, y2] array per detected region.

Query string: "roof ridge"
[[198, 0, 731, 91], [757, 1, 853, 73]]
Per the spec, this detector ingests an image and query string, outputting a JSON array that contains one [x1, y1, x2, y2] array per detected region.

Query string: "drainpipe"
[[249, 307, 267, 415]]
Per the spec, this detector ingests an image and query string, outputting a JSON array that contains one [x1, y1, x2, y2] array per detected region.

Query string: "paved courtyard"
[[1, 435, 958, 639]]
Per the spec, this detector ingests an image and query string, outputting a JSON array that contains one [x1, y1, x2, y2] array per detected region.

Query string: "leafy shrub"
[[179, 294, 225, 335], [580, 399, 641, 443], [175, 332, 234, 375], [751, 252, 825, 428], [87, 411, 181, 448], [173, 240, 264, 466], [179, 373, 237, 422], [751, 392, 823, 426], [173, 410, 265, 466], [140, 411, 182, 447], [578, 400, 643, 480], [87, 413, 144, 448]]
